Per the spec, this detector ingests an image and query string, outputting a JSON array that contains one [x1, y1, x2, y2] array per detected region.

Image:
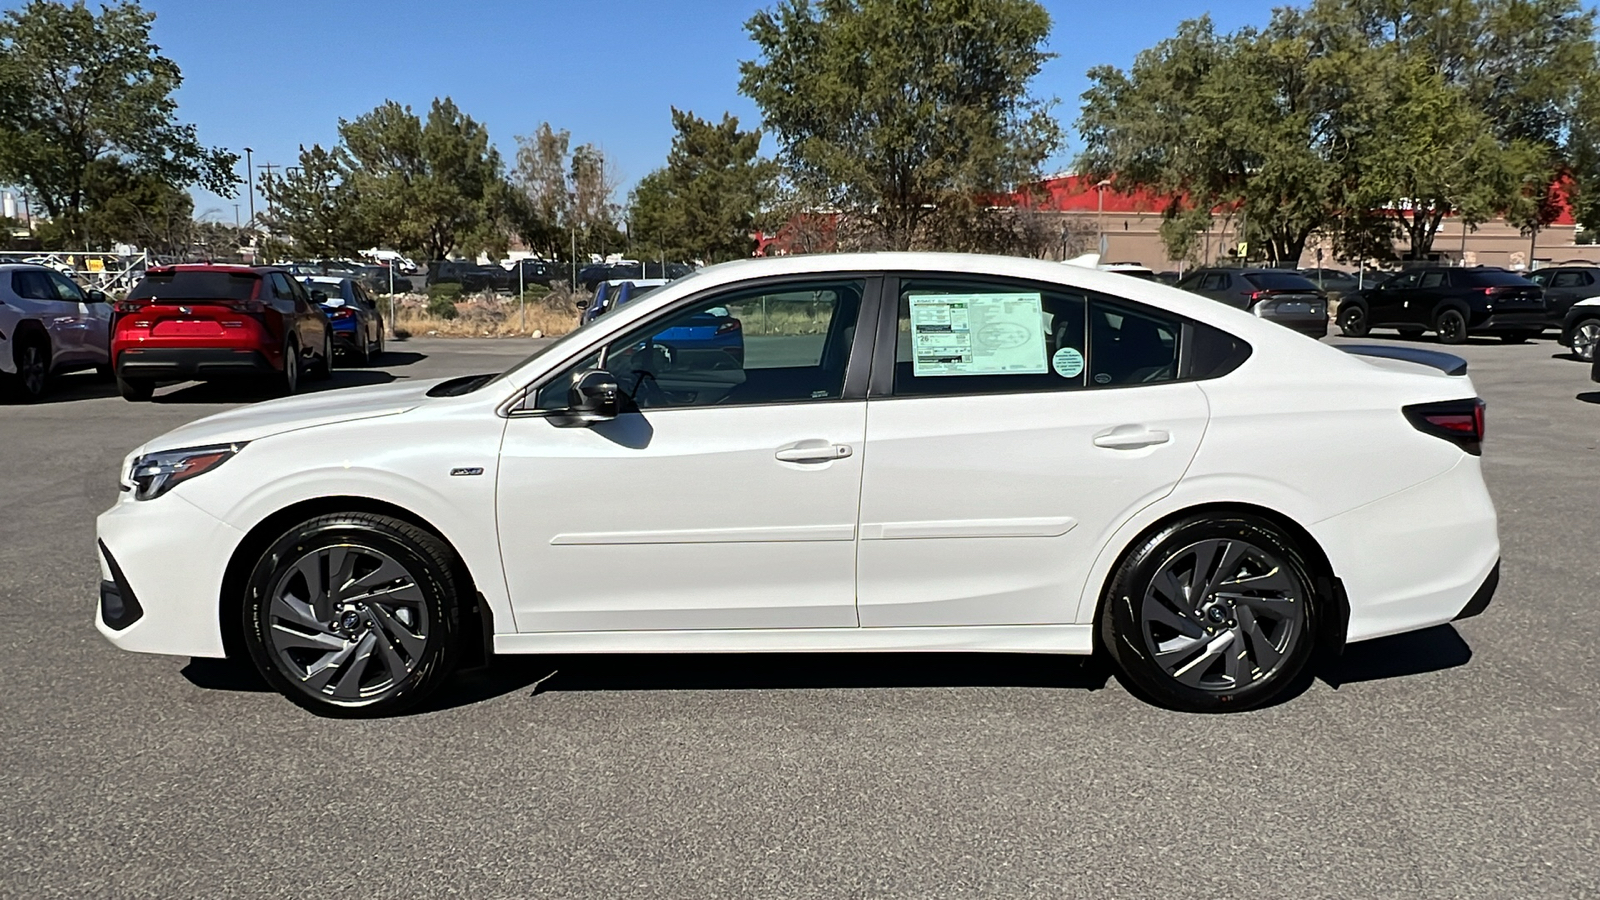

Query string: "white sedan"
[[95, 253, 1500, 716]]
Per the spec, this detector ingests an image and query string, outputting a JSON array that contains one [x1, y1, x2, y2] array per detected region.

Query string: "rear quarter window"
[[1242, 272, 1320, 291], [1456, 269, 1536, 288]]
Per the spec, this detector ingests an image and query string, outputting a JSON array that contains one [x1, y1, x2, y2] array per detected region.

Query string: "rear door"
[[1548, 270, 1596, 318], [854, 274, 1208, 627], [1413, 269, 1450, 326]]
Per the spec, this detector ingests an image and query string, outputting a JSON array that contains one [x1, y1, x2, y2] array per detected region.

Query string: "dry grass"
[[390, 288, 582, 339]]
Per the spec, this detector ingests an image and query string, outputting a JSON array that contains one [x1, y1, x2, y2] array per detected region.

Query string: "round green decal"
[[1052, 347, 1085, 378]]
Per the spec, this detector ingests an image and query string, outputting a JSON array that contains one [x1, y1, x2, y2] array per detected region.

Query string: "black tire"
[[1571, 317, 1600, 362], [1498, 330, 1539, 344], [1099, 513, 1321, 713], [241, 512, 463, 717], [7, 333, 50, 403], [1436, 309, 1468, 344], [277, 339, 301, 396], [370, 325, 384, 363], [354, 329, 371, 367], [1336, 303, 1369, 337], [116, 373, 155, 401], [311, 331, 333, 380]]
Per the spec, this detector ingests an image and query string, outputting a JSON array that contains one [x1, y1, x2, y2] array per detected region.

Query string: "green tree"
[[629, 109, 778, 262], [0, 0, 237, 248], [338, 98, 511, 262], [259, 144, 372, 258], [511, 123, 622, 262], [739, 0, 1061, 251]]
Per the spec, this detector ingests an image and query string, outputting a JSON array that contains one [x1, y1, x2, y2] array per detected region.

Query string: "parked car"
[[1527, 265, 1599, 325], [1298, 268, 1364, 295], [0, 263, 113, 401], [1336, 267, 1546, 344], [112, 265, 332, 401], [501, 258, 561, 292], [302, 276, 386, 365], [426, 260, 501, 293], [577, 261, 694, 291], [579, 279, 671, 324], [95, 253, 1498, 717], [1175, 267, 1329, 338], [351, 264, 413, 295], [1560, 297, 1600, 362]]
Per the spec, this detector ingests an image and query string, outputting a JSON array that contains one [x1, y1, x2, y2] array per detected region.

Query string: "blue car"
[[303, 276, 386, 366]]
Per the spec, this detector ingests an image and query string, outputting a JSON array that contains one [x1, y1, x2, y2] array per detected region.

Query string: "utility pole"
[[233, 204, 241, 229], [259, 164, 279, 210]]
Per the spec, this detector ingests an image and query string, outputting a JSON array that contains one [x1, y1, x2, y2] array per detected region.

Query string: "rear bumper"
[[1312, 455, 1500, 643], [1473, 311, 1547, 332], [116, 347, 276, 379]]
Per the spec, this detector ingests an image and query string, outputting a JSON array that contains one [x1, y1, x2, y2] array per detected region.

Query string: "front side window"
[[533, 278, 865, 411], [47, 272, 87, 303], [1383, 272, 1420, 291], [1199, 273, 1229, 292], [1420, 271, 1447, 288], [891, 278, 1180, 397]]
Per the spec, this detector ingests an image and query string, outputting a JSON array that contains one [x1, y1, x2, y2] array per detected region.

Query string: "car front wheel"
[[241, 513, 463, 717], [8, 336, 50, 402], [1100, 514, 1320, 713]]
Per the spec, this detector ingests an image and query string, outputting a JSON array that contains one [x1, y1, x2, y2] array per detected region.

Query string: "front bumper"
[[117, 347, 275, 379], [95, 491, 245, 657]]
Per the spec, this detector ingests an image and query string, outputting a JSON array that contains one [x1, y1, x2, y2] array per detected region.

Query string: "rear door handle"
[[1093, 425, 1171, 450], [776, 439, 852, 463]]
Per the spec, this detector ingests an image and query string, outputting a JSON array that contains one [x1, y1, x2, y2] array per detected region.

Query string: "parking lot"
[[2, 333, 1597, 898]]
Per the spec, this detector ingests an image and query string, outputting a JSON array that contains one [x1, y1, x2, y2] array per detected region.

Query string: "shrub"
[[426, 283, 462, 319]]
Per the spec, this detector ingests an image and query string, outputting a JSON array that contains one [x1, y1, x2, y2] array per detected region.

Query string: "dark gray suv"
[[1175, 267, 1328, 338]]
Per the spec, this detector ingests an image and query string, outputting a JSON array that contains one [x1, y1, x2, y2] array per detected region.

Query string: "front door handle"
[[776, 439, 852, 463], [1093, 425, 1172, 450]]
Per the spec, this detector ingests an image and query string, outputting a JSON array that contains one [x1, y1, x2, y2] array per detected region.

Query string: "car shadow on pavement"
[[153, 370, 398, 403], [1577, 391, 1600, 404], [1316, 624, 1471, 688], [32, 372, 119, 402], [349, 350, 426, 368], [421, 651, 1115, 714]]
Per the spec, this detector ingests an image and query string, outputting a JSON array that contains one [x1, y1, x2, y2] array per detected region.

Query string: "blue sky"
[[19, 0, 1310, 220]]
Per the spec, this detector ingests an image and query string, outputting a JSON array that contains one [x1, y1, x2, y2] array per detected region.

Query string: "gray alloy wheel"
[[1136, 538, 1307, 693], [372, 325, 384, 360], [279, 340, 300, 395], [14, 338, 48, 401], [262, 544, 431, 705], [1436, 309, 1468, 344], [1572, 319, 1600, 362]]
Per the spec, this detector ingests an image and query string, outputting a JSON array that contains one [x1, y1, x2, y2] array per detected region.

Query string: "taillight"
[[115, 301, 144, 314], [715, 319, 742, 335], [1249, 290, 1264, 302], [329, 307, 355, 319], [1403, 398, 1485, 455]]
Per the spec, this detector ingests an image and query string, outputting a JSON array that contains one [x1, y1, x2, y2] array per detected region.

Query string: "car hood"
[[140, 379, 445, 453]]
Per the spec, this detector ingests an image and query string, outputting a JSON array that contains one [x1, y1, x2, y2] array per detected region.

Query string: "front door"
[[855, 275, 1209, 627], [497, 276, 876, 632], [1367, 271, 1418, 326]]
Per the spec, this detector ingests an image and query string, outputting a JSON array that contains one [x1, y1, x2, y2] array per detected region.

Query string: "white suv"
[[0, 263, 113, 401]]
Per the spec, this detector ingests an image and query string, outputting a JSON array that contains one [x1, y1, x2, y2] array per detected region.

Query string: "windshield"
[[128, 271, 258, 301], [1243, 271, 1319, 291], [1459, 269, 1535, 287]]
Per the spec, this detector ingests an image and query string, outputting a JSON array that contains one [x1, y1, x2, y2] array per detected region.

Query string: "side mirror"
[[86, 289, 107, 303], [550, 369, 621, 427], [310, 289, 328, 303]]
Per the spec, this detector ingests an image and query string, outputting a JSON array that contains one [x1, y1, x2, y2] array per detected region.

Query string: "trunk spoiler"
[[1337, 344, 1468, 376]]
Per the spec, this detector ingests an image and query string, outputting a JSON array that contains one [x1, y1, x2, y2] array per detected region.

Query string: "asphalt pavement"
[[2, 333, 1597, 899]]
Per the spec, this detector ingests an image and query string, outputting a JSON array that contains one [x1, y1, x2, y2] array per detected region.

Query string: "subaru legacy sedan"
[[96, 253, 1499, 716]]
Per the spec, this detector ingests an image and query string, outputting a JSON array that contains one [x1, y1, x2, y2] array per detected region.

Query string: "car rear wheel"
[[7, 335, 50, 403], [277, 340, 301, 396], [1100, 514, 1320, 713], [1572, 318, 1600, 362], [1336, 304, 1369, 337], [116, 372, 155, 401], [354, 329, 371, 367], [241, 513, 463, 717], [1435, 309, 1468, 345], [311, 332, 333, 380], [370, 326, 384, 362]]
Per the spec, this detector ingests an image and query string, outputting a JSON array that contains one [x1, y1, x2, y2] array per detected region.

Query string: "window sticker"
[[909, 292, 1047, 376], [1051, 346, 1085, 378]]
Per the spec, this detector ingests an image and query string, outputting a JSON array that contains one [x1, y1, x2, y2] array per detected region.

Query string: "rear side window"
[[1552, 271, 1593, 288], [890, 277, 1184, 397], [11, 270, 55, 300], [1242, 271, 1319, 291], [1419, 272, 1447, 288], [1457, 269, 1535, 287], [1199, 273, 1229, 291], [129, 271, 259, 301]]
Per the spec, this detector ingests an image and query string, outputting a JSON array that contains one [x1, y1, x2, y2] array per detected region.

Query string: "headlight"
[[128, 443, 247, 501]]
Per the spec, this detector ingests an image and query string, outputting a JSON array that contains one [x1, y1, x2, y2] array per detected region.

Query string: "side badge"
[[450, 467, 485, 477]]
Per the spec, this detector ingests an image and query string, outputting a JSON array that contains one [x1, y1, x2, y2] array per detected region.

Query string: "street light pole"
[[243, 148, 254, 226], [1096, 179, 1111, 258]]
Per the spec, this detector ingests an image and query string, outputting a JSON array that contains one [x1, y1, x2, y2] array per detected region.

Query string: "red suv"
[[112, 265, 333, 401]]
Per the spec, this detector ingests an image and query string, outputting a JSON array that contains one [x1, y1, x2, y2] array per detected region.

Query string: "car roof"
[[146, 263, 275, 275], [0, 263, 54, 272], [304, 275, 352, 285]]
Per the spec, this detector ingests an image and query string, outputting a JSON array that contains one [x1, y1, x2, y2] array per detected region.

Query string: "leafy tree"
[[511, 123, 622, 262], [629, 109, 778, 262], [259, 144, 372, 258], [0, 0, 237, 248], [1569, 68, 1600, 233], [740, 0, 1061, 251], [338, 98, 510, 262]]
